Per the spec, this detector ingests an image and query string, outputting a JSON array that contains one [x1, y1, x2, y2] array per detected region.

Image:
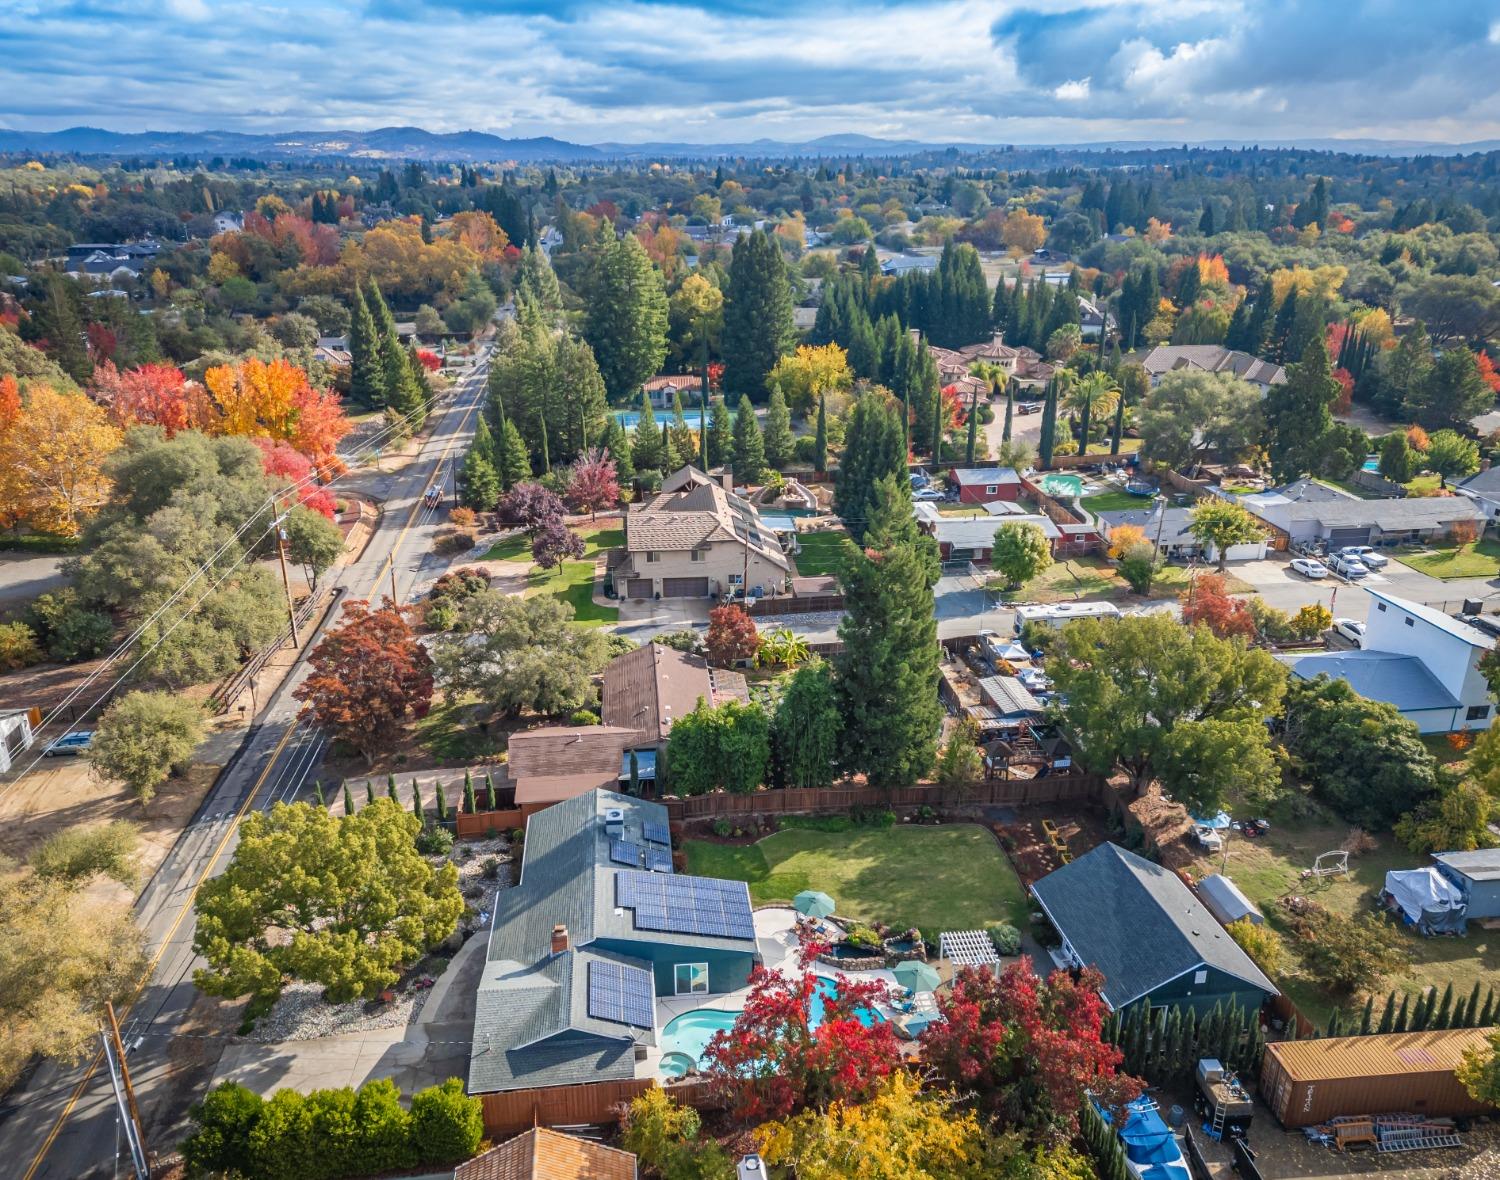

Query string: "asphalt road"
[[2, 348, 491, 1180]]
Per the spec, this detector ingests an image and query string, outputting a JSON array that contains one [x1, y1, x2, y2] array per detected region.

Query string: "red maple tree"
[[255, 438, 337, 519], [702, 968, 903, 1121], [920, 960, 1142, 1138], [293, 597, 435, 765], [1180, 573, 1257, 641], [706, 604, 759, 667], [566, 448, 620, 519]]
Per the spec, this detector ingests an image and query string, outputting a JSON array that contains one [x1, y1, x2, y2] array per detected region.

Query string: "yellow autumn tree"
[[0, 385, 122, 537], [756, 1071, 995, 1180], [1270, 264, 1347, 305], [1108, 524, 1148, 560], [768, 343, 853, 414], [441, 210, 509, 262], [1001, 209, 1046, 255]]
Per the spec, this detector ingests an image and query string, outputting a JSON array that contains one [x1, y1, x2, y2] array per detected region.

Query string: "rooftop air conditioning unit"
[[604, 808, 625, 835]]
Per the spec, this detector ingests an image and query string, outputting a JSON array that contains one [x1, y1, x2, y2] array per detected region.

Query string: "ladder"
[[1207, 1102, 1227, 1142], [1376, 1130, 1463, 1153]]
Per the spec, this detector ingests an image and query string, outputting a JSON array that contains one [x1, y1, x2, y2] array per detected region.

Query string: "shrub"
[[569, 708, 601, 725], [712, 819, 734, 838], [416, 825, 454, 857], [23, 589, 113, 662], [652, 630, 702, 654], [0, 621, 43, 670], [986, 923, 1022, 955], [407, 1079, 484, 1166], [1225, 917, 1288, 977], [481, 856, 502, 879], [447, 506, 478, 528], [844, 924, 883, 951], [433, 529, 477, 556], [1294, 910, 1411, 995], [181, 1083, 264, 1178]]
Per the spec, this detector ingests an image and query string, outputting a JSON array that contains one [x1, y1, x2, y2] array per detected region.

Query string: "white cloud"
[[1053, 77, 1091, 101]]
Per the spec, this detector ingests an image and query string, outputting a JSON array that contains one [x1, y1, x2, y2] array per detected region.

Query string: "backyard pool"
[[658, 976, 885, 1077], [1361, 455, 1380, 472], [1038, 474, 1083, 499], [615, 409, 705, 432]]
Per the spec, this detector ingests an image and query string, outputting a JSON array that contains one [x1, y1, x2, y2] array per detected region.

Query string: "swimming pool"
[[1361, 454, 1380, 472], [657, 976, 884, 1076], [1039, 474, 1083, 499], [615, 409, 705, 432]]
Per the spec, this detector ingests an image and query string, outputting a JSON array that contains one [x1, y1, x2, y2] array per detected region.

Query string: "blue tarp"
[[1097, 1098, 1191, 1180]]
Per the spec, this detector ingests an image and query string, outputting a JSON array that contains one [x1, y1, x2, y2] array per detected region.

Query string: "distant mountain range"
[[2, 125, 1499, 162]]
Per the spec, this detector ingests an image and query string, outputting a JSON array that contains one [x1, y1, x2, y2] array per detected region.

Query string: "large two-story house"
[[611, 466, 790, 600]]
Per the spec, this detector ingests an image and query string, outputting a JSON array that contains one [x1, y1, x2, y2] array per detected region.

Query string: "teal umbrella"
[[793, 890, 836, 918], [893, 960, 941, 993]]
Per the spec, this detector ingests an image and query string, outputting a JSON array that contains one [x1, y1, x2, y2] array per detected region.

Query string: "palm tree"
[[1062, 371, 1119, 458], [757, 627, 811, 668]]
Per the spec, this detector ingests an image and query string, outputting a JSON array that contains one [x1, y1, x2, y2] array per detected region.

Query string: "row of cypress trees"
[[348, 278, 433, 435]]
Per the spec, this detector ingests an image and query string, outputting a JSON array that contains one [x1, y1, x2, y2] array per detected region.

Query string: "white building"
[[1291, 590, 1496, 734], [0, 709, 35, 773]]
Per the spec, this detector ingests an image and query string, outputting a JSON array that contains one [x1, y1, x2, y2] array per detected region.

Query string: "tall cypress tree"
[[601, 415, 635, 484], [1110, 390, 1125, 456], [834, 473, 943, 788], [348, 284, 385, 407], [762, 384, 794, 471], [492, 413, 533, 488], [964, 387, 978, 465], [629, 389, 665, 473], [1038, 379, 1059, 468], [721, 230, 796, 398], [732, 396, 767, 484], [1002, 381, 1014, 442], [1393, 994, 1410, 1032], [707, 396, 733, 470], [459, 425, 501, 510], [814, 392, 828, 475]]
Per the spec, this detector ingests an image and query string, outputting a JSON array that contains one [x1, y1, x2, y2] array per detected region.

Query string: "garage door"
[[626, 578, 654, 598], [662, 577, 710, 598], [1327, 526, 1372, 547]]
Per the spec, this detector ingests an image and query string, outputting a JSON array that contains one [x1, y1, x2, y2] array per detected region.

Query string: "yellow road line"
[[23, 720, 302, 1180]]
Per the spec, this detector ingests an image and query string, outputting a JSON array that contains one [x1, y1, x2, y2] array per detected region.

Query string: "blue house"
[[1031, 843, 1278, 1016], [468, 789, 760, 1101]]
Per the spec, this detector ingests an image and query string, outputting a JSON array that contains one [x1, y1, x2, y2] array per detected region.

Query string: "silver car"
[[1338, 544, 1388, 570]]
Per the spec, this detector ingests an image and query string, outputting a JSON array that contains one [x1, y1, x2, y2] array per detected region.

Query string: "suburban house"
[[1238, 484, 1482, 548], [211, 211, 245, 235], [0, 708, 35, 773], [503, 725, 642, 815], [453, 1127, 637, 1180], [640, 375, 702, 410], [1454, 463, 1500, 524], [1290, 590, 1497, 733], [468, 789, 759, 1134], [914, 503, 1062, 562], [1097, 504, 1268, 564], [1078, 296, 1114, 340], [1432, 849, 1500, 921], [948, 466, 1023, 504], [880, 252, 939, 276], [612, 466, 791, 600], [1139, 345, 1286, 393], [64, 240, 160, 279], [1030, 842, 1279, 1015], [602, 643, 749, 767]]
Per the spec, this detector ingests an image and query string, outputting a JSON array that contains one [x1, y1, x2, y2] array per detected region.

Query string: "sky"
[[4, 0, 1500, 146]]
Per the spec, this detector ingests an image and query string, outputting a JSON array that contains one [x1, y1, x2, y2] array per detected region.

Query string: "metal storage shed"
[[1432, 849, 1500, 920], [1260, 1029, 1497, 1128], [1197, 874, 1263, 927]]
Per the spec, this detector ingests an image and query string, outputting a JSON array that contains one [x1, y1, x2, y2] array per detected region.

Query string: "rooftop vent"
[[604, 807, 626, 836]]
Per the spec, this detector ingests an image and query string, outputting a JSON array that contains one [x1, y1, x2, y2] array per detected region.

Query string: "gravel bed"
[[245, 835, 517, 1043]]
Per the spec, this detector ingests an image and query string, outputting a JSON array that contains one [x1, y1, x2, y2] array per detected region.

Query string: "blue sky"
[[4, 1, 1500, 144]]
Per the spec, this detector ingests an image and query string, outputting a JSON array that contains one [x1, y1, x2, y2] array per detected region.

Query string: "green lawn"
[[1405, 473, 1445, 496], [1196, 822, 1500, 1028], [999, 555, 1119, 602], [525, 560, 618, 626], [793, 530, 850, 578], [1080, 489, 1154, 514], [482, 525, 623, 563], [414, 694, 507, 763], [1392, 537, 1500, 580], [684, 824, 1029, 939]]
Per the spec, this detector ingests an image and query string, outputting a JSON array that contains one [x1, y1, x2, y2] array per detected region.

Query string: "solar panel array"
[[642, 820, 671, 845], [616, 871, 755, 940], [646, 847, 673, 874], [609, 839, 642, 867], [586, 959, 654, 1028]]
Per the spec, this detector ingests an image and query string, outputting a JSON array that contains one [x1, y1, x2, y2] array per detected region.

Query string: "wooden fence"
[[479, 1078, 652, 1136], [454, 809, 525, 837], [659, 774, 1106, 823], [747, 592, 845, 617]]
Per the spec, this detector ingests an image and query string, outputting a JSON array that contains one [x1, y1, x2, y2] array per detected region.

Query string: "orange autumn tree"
[[0, 384, 122, 536], [91, 361, 219, 436], [202, 357, 351, 470], [442, 211, 509, 262]]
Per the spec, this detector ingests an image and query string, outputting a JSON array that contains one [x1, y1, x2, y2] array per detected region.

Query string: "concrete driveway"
[[0, 552, 68, 605], [1232, 552, 1500, 618]]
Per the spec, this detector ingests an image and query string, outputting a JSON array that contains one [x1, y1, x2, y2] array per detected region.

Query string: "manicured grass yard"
[[684, 824, 1029, 939], [792, 529, 850, 578], [1392, 537, 1500, 580], [525, 560, 618, 626], [995, 556, 1253, 604], [414, 694, 507, 763], [482, 525, 622, 563], [1196, 822, 1500, 1027], [1079, 489, 1153, 514]]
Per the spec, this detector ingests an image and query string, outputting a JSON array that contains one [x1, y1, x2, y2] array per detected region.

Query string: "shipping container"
[[1260, 1028, 1496, 1128]]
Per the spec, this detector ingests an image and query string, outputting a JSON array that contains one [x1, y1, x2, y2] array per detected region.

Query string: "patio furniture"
[[893, 960, 941, 993], [793, 890, 837, 919]]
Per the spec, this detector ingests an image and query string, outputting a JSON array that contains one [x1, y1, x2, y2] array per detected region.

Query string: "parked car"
[[42, 731, 94, 757], [1333, 618, 1365, 646], [1338, 544, 1388, 570], [1328, 554, 1369, 579], [1289, 557, 1329, 579], [1458, 613, 1500, 640], [1017, 401, 1042, 415], [912, 488, 946, 501]]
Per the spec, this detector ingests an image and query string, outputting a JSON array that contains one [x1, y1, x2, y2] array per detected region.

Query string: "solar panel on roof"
[[615, 871, 756, 940], [610, 839, 642, 867], [643, 821, 671, 845], [586, 960, 654, 1028], [646, 847, 673, 873]]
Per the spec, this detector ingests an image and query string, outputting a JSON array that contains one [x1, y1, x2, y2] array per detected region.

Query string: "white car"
[[1290, 557, 1329, 579], [1329, 554, 1369, 579], [1338, 544, 1388, 570], [912, 488, 946, 502], [1333, 618, 1365, 646]]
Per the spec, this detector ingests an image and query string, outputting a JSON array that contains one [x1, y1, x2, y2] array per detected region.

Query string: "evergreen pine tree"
[[585, 233, 669, 401], [835, 392, 906, 542], [762, 384, 794, 470], [721, 230, 796, 397], [412, 779, 424, 823], [1394, 994, 1410, 1032], [629, 389, 665, 472], [341, 782, 353, 815], [493, 414, 533, 488], [814, 392, 828, 474], [1038, 379, 1059, 468], [1264, 334, 1340, 483], [659, 419, 681, 472], [1377, 992, 1396, 1034], [460, 419, 501, 510], [669, 391, 697, 463], [348, 285, 385, 407], [435, 782, 448, 823], [732, 396, 767, 484], [1269, 288, 1300, 363], [601, 416, 636, 484], [708, 396, 733, 470]]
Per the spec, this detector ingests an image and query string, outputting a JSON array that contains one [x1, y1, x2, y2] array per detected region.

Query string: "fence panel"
[[455, 809, 525, 837], [479, 1079, 652, 1136]]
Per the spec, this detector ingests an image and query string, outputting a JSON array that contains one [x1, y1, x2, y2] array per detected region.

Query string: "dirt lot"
[[994, 802, 1114, 887]]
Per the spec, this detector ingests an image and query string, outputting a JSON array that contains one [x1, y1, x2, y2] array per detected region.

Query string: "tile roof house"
[[453, 1127, 637, 1180], [1140, 345, 1286, 392], [602, 643, 748, 753], [615, 466, 790, 600], [504, 725, 640, 811], [1291, 589, 1496, 733], [469, 790, 759, 1125], [640, 374, 702, 409], [1031, 842, 1278, 1014]]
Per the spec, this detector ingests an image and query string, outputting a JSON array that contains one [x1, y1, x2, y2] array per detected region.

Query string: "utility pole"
[[390, 561, 400, 606], [102, 1003, 147, 1180], [273, 513, 301, 646]]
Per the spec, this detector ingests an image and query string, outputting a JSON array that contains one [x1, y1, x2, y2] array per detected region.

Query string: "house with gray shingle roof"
[[469, 789, 759, 1102], [1140, 345, 1286, 392], [1030, 842, 1278, 1014]]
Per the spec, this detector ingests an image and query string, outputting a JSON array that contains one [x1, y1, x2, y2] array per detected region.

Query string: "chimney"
[[721, 467, 735, 493], [550, 924, 569, 955]]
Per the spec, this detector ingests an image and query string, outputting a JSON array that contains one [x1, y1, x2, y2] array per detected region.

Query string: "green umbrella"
[[893, 960, 941, 993], [793, 890, 836, 918]]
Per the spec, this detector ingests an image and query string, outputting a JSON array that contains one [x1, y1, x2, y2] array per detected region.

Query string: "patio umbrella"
[[793, 890, 837, 918], [893, 961, 941, 993]]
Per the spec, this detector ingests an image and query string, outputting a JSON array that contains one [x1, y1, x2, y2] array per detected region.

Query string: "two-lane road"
[[4, 348, 492, 1180]]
